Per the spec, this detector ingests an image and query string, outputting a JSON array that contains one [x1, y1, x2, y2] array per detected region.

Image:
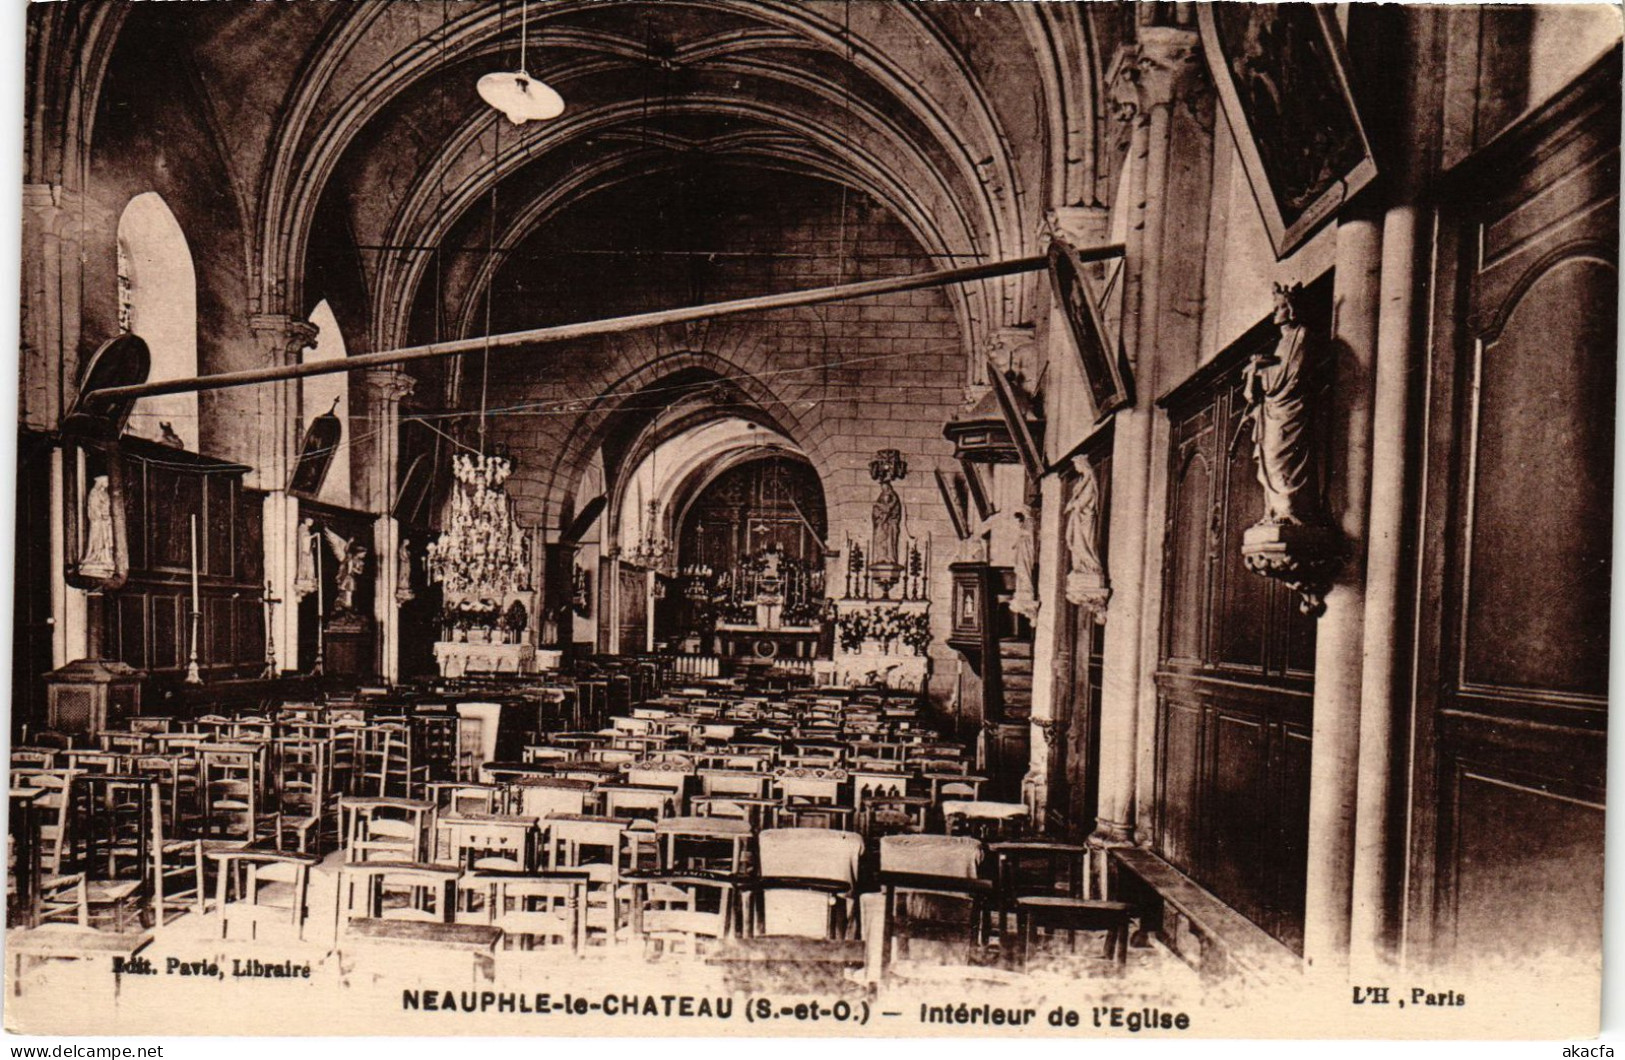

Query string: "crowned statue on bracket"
[[1239, 282, 1343, 616]]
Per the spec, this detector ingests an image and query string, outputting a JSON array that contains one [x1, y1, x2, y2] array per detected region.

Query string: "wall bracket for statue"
[[1238, 283, 1343, 617]]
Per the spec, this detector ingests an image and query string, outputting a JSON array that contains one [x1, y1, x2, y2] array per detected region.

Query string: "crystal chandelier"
[[626, 499, 673, 574], [426, 453, 531, 598]]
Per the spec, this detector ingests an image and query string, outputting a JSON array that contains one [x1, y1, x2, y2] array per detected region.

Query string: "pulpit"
[[44, 659, 143, 736]]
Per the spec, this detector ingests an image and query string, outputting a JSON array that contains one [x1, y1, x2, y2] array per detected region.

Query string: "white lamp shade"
[[477, 70, 565, 124]]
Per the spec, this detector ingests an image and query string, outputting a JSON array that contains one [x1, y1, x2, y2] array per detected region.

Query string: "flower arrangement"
[[836, 605, 932, 656], [441, 599, 501, 632]]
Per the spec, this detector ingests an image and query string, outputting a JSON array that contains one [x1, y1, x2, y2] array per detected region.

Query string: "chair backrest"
[[603, 785, 676, 823], [879, 834, 984, 878], [698, 769, 768, 799], [772, 766, 847, 803], [441, 815, 537, 872], [757, 828, 863, 886], [514, 778, 593, 819]]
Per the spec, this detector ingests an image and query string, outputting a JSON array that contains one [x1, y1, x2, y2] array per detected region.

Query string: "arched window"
[[116, 193, 197, 449], [301, 300, 351, 507]]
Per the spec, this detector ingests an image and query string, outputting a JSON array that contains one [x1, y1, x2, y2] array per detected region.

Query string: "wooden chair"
[[340, 797, 435, 863], [336, 862, 460, 930], [654, 816, 752, 876], [10, 748, 59, 770], [601, 784, 677, 825], [477, 872, 587, 953], [210, 849, 316, 941], [1013, 897, 1132, 974], [357, 723, 414, 798], [943, 800, 1031, 842], [97, 732, 152, 756], [630, 873, 739, 957], [752, 828, 864, 940], [198, 746, 277, 843], [275, 736, 336, 854], [545, 815, 636, 946], [58, 775, 164, 932], [427, 782, 505, 817]]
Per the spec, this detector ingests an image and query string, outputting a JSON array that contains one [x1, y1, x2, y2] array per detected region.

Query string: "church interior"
[[7, 1, 1620, 1029]]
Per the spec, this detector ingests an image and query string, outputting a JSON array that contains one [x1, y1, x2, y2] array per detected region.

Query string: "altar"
[[432, 640, 537, 678], [712, 623, 821, 663]]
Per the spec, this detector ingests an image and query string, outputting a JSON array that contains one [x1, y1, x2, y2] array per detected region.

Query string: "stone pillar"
[[25, 185, 87, 667], [1349, 6, 1440, 975], [356, 369, 415, 683], [1090, 28, 1208, 866], [1302, 210, 1384, 971], [21, 184, 83, 433], [248, 315, 318, 673], [1023, 469, 1066, 822], [1028, 208, 1109, 828]]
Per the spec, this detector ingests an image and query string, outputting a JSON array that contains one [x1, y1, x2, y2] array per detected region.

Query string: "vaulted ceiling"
[[32, 0, 1125, 371]]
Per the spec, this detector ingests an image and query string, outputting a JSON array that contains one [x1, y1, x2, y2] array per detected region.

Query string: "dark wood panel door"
[[1410, 50, 1616, 973]]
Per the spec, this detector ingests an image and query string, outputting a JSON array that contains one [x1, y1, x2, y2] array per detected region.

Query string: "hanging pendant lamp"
[[478, 70, 565, 124], [479, 0, 563, 124]]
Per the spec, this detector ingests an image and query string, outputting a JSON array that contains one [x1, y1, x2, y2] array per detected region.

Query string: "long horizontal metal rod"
[[91, 245, 1120, 404]]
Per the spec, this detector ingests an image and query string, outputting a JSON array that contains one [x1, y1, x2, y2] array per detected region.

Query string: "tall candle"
[[190, 514, 201, 615]]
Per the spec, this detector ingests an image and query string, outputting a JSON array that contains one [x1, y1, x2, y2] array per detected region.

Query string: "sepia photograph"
[[3, 0, 1621, 1047]]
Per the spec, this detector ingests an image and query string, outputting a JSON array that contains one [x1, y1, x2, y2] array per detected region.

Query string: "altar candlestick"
[[190, 515, 201, 612], [184, 515, 203, 684]]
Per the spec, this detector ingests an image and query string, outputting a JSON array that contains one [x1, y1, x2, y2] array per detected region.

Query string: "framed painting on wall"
[[1197, 4, 1377, 259], [1048, 236, 1132, 424]]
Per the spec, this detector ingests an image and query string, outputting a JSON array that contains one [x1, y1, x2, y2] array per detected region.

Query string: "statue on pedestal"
[[1063, 460, 1111, 616], [1239, 282, 1343, 616], [1244, 282, 1316, 525], [79, 475, 117, 581], [323, 528, 369, 614], [1010, 505, 1040, 622], [294, 517, 318, 600], [868, 449, 908, 597]]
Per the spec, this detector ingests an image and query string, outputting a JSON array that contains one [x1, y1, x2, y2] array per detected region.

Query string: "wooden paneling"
[[95, 441, 267, 684], [1409, 47, 1616, 971], [1153, 303, 1327, 953]]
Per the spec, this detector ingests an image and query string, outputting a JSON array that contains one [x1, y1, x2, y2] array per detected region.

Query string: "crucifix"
[[261, 580, 281, 679]]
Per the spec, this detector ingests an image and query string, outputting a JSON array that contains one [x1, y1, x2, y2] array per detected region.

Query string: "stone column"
[[1350, 6, 1440, 975], [356, 369, 415, 682], [1090, 28, 1207, 867], [1302, 209, 1384, 971], [24, 184, 87, 667], [21, 184, 83, 433], [1027, 209, 1108, 827], [249, 315, 318, 673]]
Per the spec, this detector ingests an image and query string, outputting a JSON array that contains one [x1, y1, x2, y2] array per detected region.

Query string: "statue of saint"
[[396, 538, 415, 603], [1064, 466, 1103, 578], [1243, 283, 1318, 525], [871, 481, 903, 567], [79, 475, 116, 580], [294, 517, 318, 599], [1010, 506, 1039, 620], [323, 528, 369, 612]]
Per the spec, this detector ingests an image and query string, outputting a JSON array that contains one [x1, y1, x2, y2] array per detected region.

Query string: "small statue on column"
[[1009, 505, 1040, 622], [1063, 459, 1111, 616], [1244, 283, 1317, 525], [1239, 282, 1342, 616], [867, 449, 908, 597], [396, 538, 415, 604], [78, 475, 117, 581], [294, 517, 318, 600]]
